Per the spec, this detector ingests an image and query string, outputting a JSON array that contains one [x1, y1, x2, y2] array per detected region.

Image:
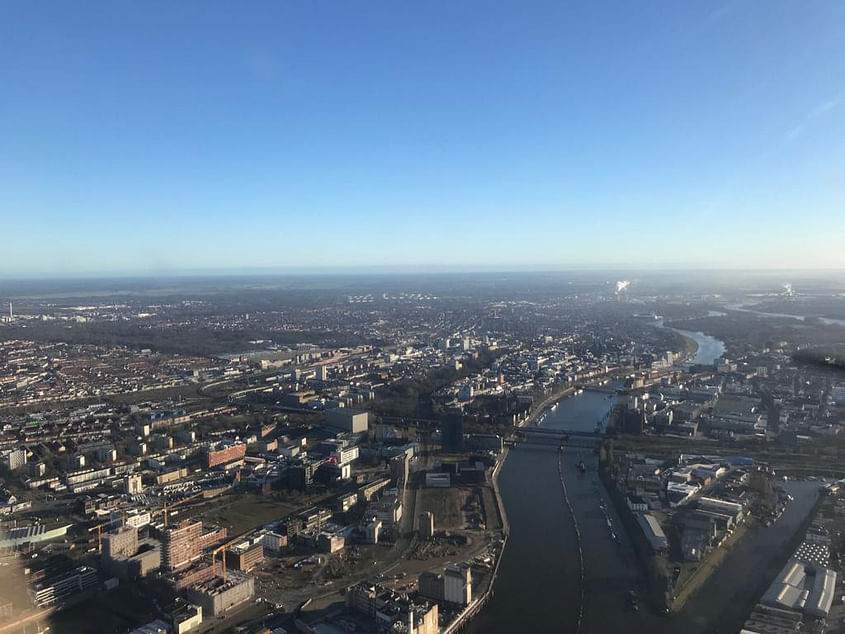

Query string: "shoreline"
[[455, 385, 577, 632]]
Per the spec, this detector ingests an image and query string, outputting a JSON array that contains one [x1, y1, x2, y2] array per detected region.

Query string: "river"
[[468, 390, 821, 633], [725, 303, 845, 327], [655, 317, 726, 366]]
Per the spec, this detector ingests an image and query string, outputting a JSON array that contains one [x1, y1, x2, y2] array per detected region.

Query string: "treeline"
[[3, 321, 368, 356]]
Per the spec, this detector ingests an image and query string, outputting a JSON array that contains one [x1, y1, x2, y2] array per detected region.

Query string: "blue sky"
[[1, 1, 843, 276]]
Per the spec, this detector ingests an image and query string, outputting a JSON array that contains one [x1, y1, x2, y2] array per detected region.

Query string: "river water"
[[655, 318, 726, 366], [469, 390, 821, 633], [726, 303, 845, 327]]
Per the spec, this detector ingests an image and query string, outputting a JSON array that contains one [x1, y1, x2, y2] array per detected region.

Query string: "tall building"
[[103, 525, 139, 561], [441, 416, 463, 453], [444, 565, 472, 605], [125, 473, 143, 495], [419, 512, 435, 540], [418, 565, 472, 606], [3, 448, 27, 471], [162, 521, 203, 571]]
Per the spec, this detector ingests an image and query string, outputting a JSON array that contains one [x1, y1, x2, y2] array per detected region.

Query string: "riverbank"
[[678, 333, 699, 360], [467, 388, 622, 633], [449, 385, 580, 632]]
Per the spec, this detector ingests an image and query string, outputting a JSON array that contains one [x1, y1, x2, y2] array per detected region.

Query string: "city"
[[0, 273, 843, 633], [2, 2, 843, 633]]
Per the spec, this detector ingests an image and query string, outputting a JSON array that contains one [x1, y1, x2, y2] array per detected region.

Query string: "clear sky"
[[2, 1, 843, 276]]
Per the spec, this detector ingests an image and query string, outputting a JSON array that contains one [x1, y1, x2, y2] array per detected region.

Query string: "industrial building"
[[761, 558, 837, 618], [324, 408, 369, 433], [186, 573, 255, 617], [0, 523, 71, 550], [418, 564, 472, 606], [636, 513, 668, 552], [346, 582, 438, 634]]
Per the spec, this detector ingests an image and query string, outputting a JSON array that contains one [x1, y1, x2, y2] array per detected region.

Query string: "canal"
[[469, 390, 821, 633]]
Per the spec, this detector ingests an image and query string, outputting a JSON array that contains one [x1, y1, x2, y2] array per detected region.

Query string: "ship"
[[577, 460, 587, 473]]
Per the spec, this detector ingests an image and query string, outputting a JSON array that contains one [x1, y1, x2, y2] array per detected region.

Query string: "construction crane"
[[154, 492, 204, 528], [211, 531, 252, 584]]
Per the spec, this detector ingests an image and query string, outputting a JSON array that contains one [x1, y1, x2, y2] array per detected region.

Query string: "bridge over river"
[[508, 426, 603, 449]]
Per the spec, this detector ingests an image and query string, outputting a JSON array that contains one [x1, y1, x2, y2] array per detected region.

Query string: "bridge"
[[506, 426, 603, 449], [515, 427, 601, 439]]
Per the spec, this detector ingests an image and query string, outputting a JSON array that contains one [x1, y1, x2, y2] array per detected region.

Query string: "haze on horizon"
[[2, 1, 844, 276]]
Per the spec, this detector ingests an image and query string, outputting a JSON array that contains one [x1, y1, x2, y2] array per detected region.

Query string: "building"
[[3, 448, 27, 471], [125, 509, 152, 529], [172, 601, 203, 634], [318, 532, 345, 553], [162, 520, 203, 571], [337, 492, 358, 514], [103, 525, 138, 561], [32, 566, 98, 608], [444, 564, 472, 605], [419, 512, 435, 539], [359, 477, 391, 502], [418, 564, 472, 606], [325, 408, 369, 433], [761, 559, 837, 618], [636, 513, 668, 552], [124, 473, 144, 495], [425, 473, 451, 488], [331, 445, 360, 466], [741, 604, 802, 634], [205, 443, 246, 468], [129, 620, 169, 634], [626, 494, 648, 513], [0, 524, 71, 550], [346, 582, 438, 634], [365, 519, 382, 544], [126, 541, 161, 578], [261, 531, 287, 552], [186, 573, 255, 617], [441, 416, 463, 453], [227, 541, 264, 572]]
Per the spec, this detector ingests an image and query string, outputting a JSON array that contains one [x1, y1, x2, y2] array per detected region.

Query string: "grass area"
[[187, 493, 302, 535], [679, 333, 699, 358], [418, 487, 464, 530]]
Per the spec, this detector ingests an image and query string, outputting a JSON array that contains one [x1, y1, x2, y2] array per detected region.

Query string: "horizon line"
[[1, 264, 845, 282]]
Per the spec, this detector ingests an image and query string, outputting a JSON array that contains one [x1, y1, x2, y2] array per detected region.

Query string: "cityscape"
[[0, 273, 843, 634], [3, 2, 844, 633]]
